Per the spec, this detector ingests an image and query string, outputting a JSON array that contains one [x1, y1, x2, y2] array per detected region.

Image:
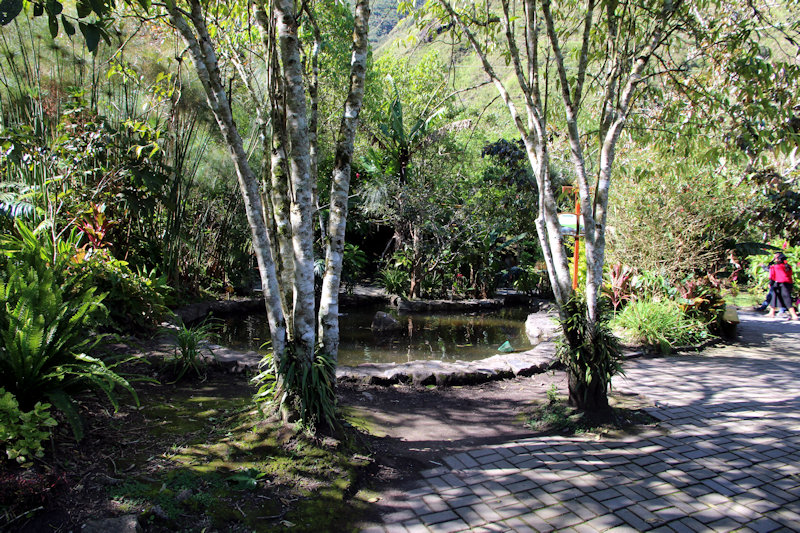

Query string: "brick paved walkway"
[[364, 311, 800, 532]]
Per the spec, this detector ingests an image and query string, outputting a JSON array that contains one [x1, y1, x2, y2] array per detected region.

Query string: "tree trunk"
[[269, 78, 296, 333], [306, 14, 325, 243], [167, 0, 287, 358], [567, 372, 610, 413], [274, 0, 317, 362], [410, 224, 423, 298], [318, 0, 370, 359]]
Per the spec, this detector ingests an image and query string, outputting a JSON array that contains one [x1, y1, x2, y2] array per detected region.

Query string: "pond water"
[[215, 304, 534, 367]]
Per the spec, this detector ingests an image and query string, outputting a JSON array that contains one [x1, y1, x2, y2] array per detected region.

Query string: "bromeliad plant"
[[604, 263, 634, 311], [253, 346, 337, 430], [557, 294, 623, 413]]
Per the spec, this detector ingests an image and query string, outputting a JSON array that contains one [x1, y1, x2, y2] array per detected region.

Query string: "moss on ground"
[[526, 389, 661, 438], [105, 374, 372, 532]]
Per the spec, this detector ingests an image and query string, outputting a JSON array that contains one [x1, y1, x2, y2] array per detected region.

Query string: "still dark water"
[[215, 304, 533, 367]]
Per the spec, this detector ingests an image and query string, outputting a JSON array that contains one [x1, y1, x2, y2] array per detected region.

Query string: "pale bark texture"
[[168, 0, 370, 428], [274, 0, 317, 362], [305, 13, 326, 242], [270, 100, 297, 331], [318, 0, 371, 359], [250, 1, 297, 330], [166, 0, 287, 357]]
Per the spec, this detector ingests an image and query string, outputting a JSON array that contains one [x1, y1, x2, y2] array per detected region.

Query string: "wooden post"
[[562, 186, 581, 290], [573, 190, 580, 290]]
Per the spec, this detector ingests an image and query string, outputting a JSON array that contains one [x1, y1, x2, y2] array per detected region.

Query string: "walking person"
[[767, 252, 799, 320]]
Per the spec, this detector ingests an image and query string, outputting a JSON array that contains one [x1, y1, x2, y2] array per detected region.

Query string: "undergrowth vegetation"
[[0, 221, 139, 443], [0, 0, 798, 528], [527, 384, 658, 437], [160, 319, 218, 383], [611, 300, 711, 354], [253, 349, 338, 431]]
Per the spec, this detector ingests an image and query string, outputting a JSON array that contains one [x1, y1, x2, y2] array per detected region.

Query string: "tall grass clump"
[[612, 299, 710, 353]]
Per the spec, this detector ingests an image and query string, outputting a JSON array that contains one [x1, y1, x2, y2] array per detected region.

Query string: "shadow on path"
[[362, 310, 800, 532]]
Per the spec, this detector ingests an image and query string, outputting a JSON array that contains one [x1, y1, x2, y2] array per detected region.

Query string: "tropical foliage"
[[611, 300, 711, 354], [253, 349, 337, 430], [0, 222, 138, 440], [0, 388, 58, 464], [556, 295, 623, 413], [0, 0, 796, 433], [161, 319, 218, 383]]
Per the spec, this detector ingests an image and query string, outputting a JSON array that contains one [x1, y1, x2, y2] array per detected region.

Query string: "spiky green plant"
[[557, 294, 623, 412], [611, 299, 710, 353], [253, 347, 337, 430], [161, 318, 218, 383]]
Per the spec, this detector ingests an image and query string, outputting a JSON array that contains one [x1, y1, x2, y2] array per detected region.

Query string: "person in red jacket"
[[768, 252, 799, 320]]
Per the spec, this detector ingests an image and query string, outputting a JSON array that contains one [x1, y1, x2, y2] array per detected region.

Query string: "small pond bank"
[[173, 288, 562, 385]]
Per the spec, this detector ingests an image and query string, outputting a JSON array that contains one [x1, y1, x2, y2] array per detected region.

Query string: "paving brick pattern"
[[366, 313, 800, 532]]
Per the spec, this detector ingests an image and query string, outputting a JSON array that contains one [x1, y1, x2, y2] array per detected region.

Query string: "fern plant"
[[0, 222, 138, 439]]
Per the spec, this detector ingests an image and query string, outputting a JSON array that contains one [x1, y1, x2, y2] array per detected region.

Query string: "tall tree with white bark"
[[163, 0, 369, 427], [415, 0, 688, 411]]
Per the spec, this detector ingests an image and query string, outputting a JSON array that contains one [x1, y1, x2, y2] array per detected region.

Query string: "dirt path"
[[338, 372, 567, 486]]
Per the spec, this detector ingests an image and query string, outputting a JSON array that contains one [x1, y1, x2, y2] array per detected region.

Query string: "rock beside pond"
[[393, 297, 505, 312], [371, 311, 403, 333], [82, 515, 141, 533], [206, 344, 263, 371], [336, 341, 557, 386], [525, 312, 561, 343], [174, 297, 265, 324]]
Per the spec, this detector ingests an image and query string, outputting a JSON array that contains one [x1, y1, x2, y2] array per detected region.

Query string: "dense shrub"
[[607, 153, 747, 282], [81, 251, 170, 332], [378, 267, 410, 297], [0, 222, 138, 439], [611, 299, 711, 353]]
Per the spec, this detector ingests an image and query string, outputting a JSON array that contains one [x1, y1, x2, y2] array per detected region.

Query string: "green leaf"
[[88, 0, 104, 15], [76, 0, 91, 18], [61, 14, 75, 36], [45, 390, 83, 440], [48, 13, 58, 38], [0, 0, 23, 25], [79, 21, 100, 52], [46, 0, 62, 15]]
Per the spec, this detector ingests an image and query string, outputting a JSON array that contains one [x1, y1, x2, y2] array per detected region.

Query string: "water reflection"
[[215, 304, 533, 367]]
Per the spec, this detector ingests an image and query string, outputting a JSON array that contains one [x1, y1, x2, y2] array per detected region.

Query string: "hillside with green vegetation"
[[369, 0, 404, 44]]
